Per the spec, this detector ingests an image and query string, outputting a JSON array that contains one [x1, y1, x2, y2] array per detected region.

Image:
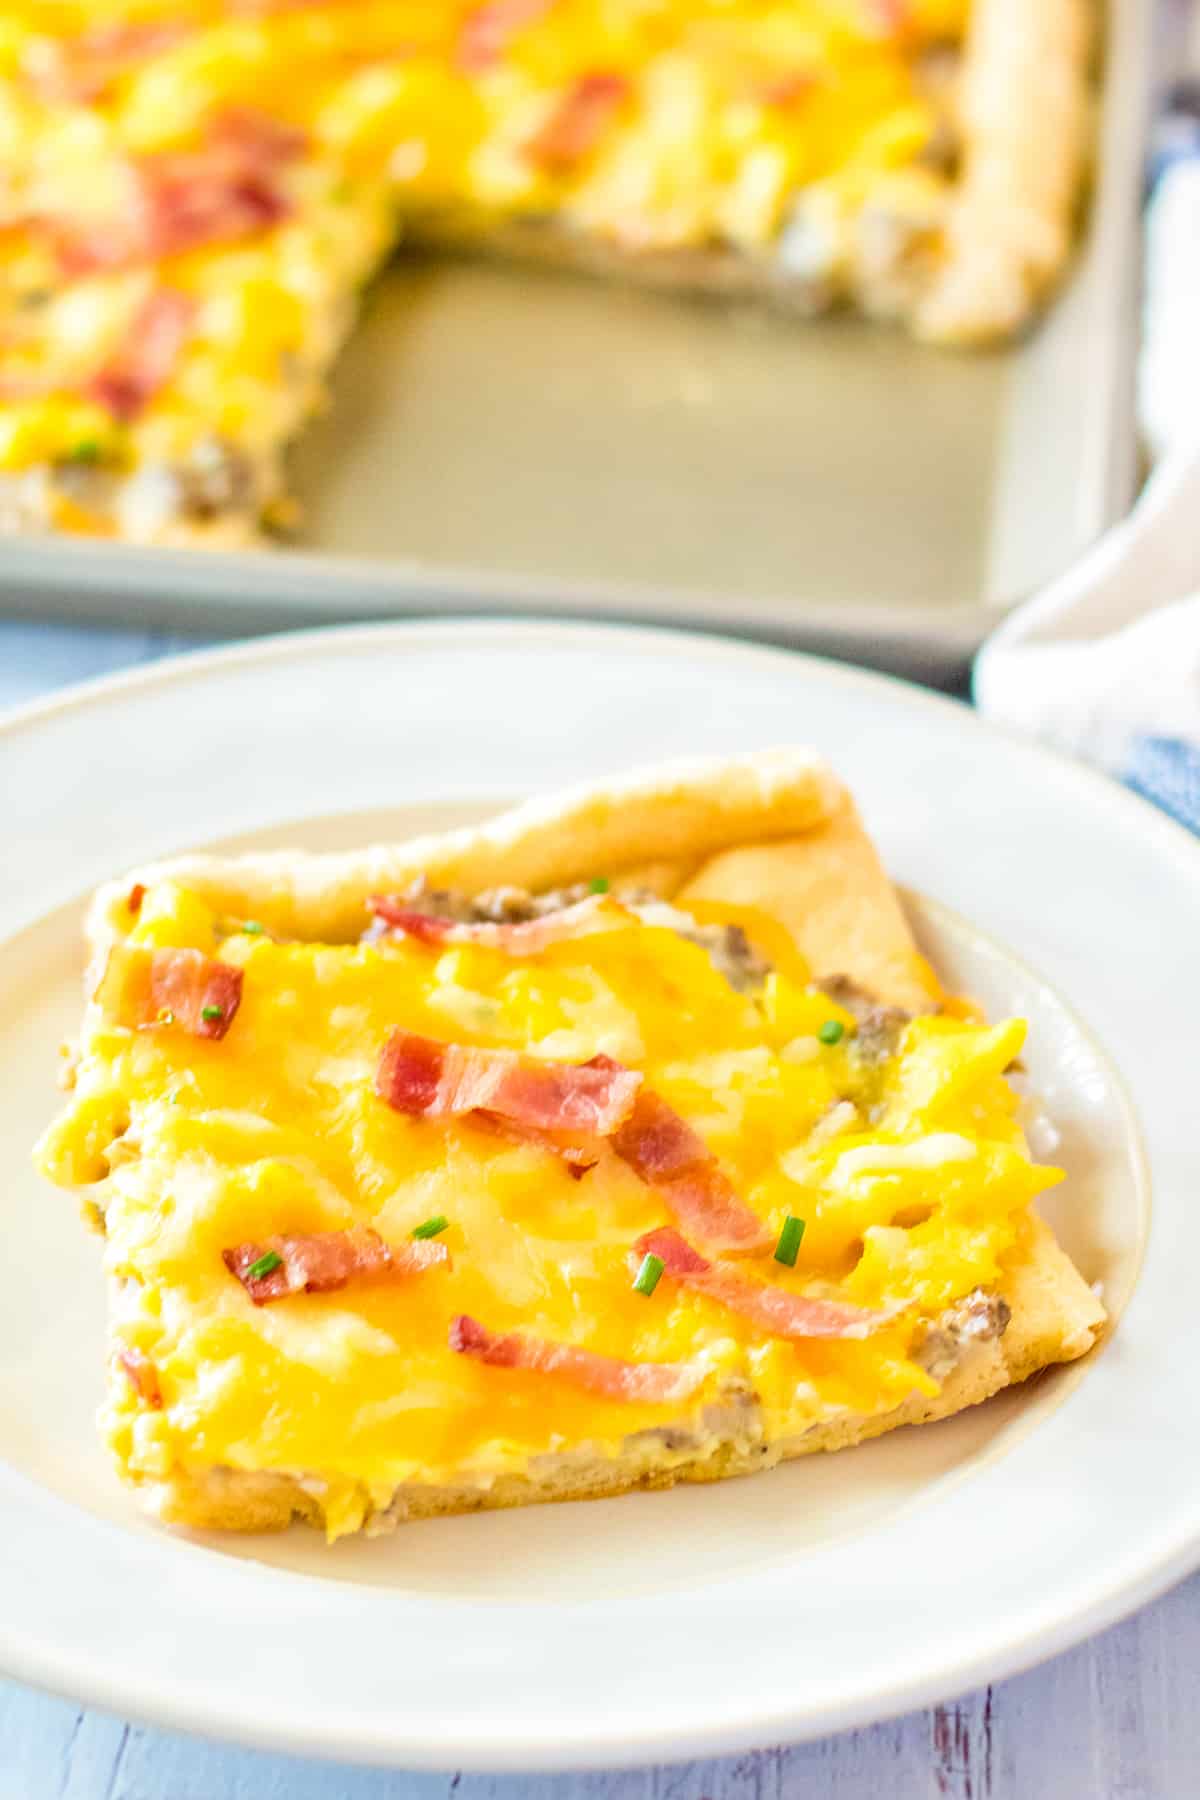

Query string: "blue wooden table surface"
[[2, 618, 1198, 1800]]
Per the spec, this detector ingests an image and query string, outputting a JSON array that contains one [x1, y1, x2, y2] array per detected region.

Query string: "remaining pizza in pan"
[[35, 749, 1105, 1539], [0, 1, 1092, 545]]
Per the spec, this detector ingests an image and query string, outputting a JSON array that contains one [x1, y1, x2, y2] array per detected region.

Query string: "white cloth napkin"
[[974, 155, 1200, 836]]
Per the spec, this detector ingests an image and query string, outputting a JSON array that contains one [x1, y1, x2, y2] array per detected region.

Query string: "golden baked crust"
[[62, 747, 1105, 1536], [147, 1220, 1102, 1533], [89, 748, 837, 943], [88, 748, 933, 1011], [916, 0, 1094, 344]]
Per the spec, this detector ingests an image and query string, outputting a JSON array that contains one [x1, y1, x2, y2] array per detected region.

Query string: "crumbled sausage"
[[176, 436, 256, 520], [389, 877, 594, 926], [471, 882, 594, 923], [816, 973, 913, 1064], [379, 880, 775, 993], [917, 1288, 1012, 1381], [644, 914, 771, 993]]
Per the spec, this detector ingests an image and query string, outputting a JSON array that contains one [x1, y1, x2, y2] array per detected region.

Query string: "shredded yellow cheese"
[[37, 876, 1056, 1536]]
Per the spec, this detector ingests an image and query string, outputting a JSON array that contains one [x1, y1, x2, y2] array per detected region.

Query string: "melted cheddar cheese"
[[0, 1, 968, 527], [38, 876, 1057, 1538]]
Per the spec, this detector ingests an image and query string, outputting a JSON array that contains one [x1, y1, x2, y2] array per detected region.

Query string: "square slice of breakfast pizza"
[[36, 749, 1104, 1539]]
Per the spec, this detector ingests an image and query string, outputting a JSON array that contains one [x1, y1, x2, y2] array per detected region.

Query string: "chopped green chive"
[[412, 1214, 449, 1240], [246, 1250, 282, 1280], [817, 1018, 845, 1046], [201, 1004, 224, 1022], [633, 1251, 664, 1297], [589, 877, 610, 894], [774, 1215, 806, 1267], [241, 920, 265, 936], [65, 438, 103, 465]]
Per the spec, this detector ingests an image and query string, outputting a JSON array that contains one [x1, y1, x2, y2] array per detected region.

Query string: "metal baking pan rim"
[[0, 530, 998, 670]]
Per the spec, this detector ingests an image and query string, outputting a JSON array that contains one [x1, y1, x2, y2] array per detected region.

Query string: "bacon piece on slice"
[[224, 1227, 449, 1304], [86, 288, 194, 422], [376, 1031, 641, 1134], [458, 0, 555, 72], [95, 944, 243, 1040], [525, 72, 630, 168], [636, 1227, 889, 1341], [115, 1345, 163, 1407], [610, 1088, 772, 1254], [449, 1314, 702, 1403], [367, 891, 627, 955], [142, 946, 242, 1040]]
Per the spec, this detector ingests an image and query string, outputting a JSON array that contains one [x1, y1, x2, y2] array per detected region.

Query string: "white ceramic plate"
[[0, 621, 1194, 1771]]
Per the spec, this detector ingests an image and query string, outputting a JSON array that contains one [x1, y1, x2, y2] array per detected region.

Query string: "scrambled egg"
[[38, 875, 1056, 1538], [0, 1, 969, 526]]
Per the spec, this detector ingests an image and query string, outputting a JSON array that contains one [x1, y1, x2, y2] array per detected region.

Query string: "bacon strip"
[[525, 73, 630, 168], [637, 1227, 890, 1341], [449, 1314, 702, 1403], [86, 289, 194, 422], [376, 1031, 641, 1134], [459, 0, 555, 71], [367, 892, 627, 955], [95, 944, 243, 1040], [115, 1346, 163, 1407], [49, 109, 306, 277], [610, 1087, 772, 1253], [224, 1227, 449, 1304]]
